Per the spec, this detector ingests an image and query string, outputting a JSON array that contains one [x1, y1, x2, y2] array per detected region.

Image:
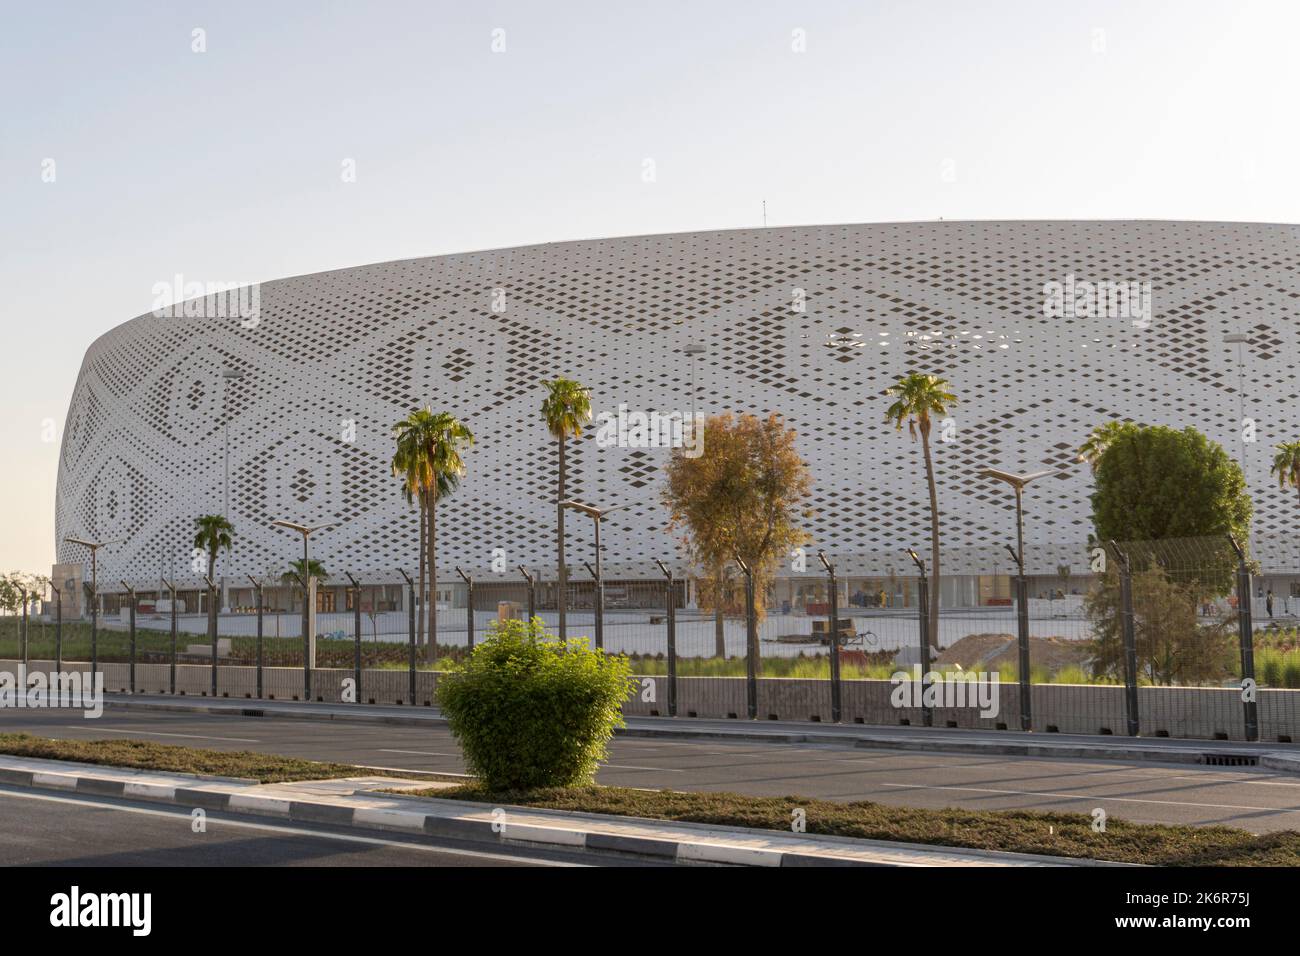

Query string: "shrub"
[[435, 617, 637, 790], [1283, 658, 1300, 690], [1258, 651, 1283, 688]]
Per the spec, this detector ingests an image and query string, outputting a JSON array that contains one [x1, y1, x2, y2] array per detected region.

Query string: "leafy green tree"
[[0, 575, 20, 616], [1271, 440, 1300, 509], [662, 412, 813, 657], [541, 378, 592, 640], [1077, 420, 1139, 473], [885, 372, 957, 644], [1085, 565, 1237, 686], [1089, 424, 1251, 546], [393, 408, 474, 662]]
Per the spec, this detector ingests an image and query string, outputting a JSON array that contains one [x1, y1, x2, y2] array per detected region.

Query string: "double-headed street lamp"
[[271, 519, 334, 697], [559, 500, 632, 650], [976, 467, 1057, 732]]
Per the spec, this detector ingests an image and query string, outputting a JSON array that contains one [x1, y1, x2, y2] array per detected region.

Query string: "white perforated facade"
[[55, 220, 1300, 595]]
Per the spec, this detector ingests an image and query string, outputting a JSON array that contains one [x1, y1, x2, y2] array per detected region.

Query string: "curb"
[[101, 695, 1300, 772], [0, 760, 1102, 867]]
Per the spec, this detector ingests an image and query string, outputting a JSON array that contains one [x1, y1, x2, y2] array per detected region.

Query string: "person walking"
[[1266, 588, 1275, 619]]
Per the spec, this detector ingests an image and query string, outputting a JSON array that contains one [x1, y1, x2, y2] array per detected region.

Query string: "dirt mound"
[[934, 632, 1091, 674]]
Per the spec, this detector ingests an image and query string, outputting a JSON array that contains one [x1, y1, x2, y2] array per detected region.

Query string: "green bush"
[[1283, 658, 1300, 690], [1258, 651, 1283, 688], [435, 617, 636, 790]]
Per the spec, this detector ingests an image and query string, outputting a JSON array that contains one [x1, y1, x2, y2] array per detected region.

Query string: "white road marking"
[[63, 725, 261, 743], [377, 749, 457, 757], [0, 787, 584, 866], [602, 764, 684, 772], [879, 781, 1299, 814]]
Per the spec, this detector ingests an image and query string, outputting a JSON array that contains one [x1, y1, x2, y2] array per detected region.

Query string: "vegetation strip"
[[390, 783, 1300, 866], [0, 733, 386, 784]]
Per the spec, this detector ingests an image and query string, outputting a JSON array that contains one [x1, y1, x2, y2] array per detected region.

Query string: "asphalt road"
[[0, 785, 657, 866], [3, 707, 1300, 833]]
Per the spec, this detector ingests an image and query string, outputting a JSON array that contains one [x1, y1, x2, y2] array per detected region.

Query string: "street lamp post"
[[397, 568, 416, 704], [119, 581, 136, 694], [247, 575, 264, 699], [345, 572, 362, 700], [64, 537, 111, 682], [455, 567, 474, 649], [560, 500, 632, 651], [818, 551, 843, 723], [976, 467, 1056, 732], [518, 566, 536, 623], [654, 559, 678, 717], [906, 547, 934, 728], [271, 519, 334, 700], [163, 578, 177, 693], [735, 553, 758, 720], [1224, 331, 1251, 471], [49, 583, 62, 686], [682, 343, 706, 423], [220, 367, 245, 612]]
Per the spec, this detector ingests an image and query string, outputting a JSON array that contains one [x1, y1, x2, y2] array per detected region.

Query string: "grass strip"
[[394, 783, 1300, 866], [0, 732, 385, 784]]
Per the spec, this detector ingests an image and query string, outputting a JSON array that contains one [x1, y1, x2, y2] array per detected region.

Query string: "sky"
[[2, 0, 1298, 576]]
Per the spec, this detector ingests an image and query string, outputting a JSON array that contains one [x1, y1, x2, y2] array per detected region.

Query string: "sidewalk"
[[0, 754, 1118, 867], [101, 692, 1300, 770]]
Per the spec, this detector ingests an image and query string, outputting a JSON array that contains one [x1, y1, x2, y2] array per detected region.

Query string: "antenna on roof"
[[762, 200, 767, 228]]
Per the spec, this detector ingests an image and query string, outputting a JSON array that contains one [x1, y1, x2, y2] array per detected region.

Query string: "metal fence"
[[11, 535, 1298, 740]]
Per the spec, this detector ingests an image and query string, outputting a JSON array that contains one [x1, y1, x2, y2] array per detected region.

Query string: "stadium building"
[[54, 221, 1300, 620]]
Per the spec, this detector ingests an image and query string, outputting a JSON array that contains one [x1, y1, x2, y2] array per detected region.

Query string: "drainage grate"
[[240, 708, 265, 718], [1200, 753, 1258, 767]]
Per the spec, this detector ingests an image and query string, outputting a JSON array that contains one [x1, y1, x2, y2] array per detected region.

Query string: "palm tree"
[[1078, 420, 1136, 473], [193, 514, 233, 627], [393, 408, 475, 663], [392, 431, 430, 649], [1271, 440, 1300, 509], [885, 373, 957, 645], [281, 559, 328, 615], [281, 558, 328, 586], [192, 514, 234, 585], [541, 378, 592, 641]]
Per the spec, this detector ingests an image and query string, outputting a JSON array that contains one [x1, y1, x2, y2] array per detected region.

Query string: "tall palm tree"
[[885, 373, 957, 645], [392, 432, 429, 649], [393, 408, 474, 663], [1077, 420, 1136, 473], [541, 378, 592, 641], [1271, 440, 1300, 509]]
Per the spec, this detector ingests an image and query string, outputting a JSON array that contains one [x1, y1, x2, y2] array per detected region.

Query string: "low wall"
[[1, 660, 1292, 742]]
